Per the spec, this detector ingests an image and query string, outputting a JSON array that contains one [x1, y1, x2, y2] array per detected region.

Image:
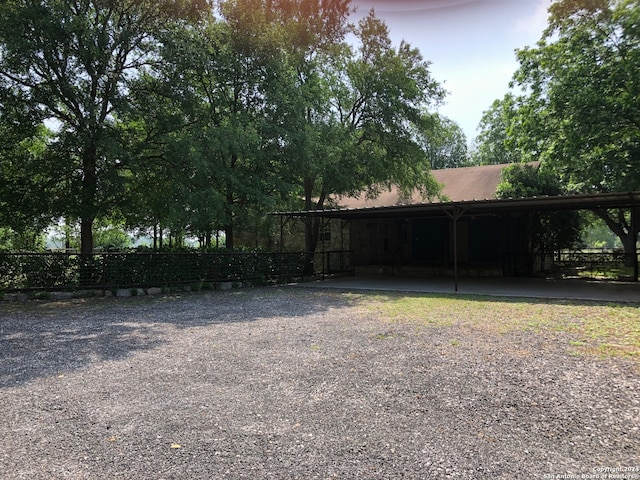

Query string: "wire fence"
[[0, 251, 355, 293], [0, 249, 633, 293], [552, 250, 638, 280]]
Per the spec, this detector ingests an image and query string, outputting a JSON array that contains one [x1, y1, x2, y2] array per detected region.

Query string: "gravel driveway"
[[1, 287, 639, 479]]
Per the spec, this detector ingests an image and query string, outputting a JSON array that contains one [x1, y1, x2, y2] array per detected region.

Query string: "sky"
[[350, 0, 552, 143]]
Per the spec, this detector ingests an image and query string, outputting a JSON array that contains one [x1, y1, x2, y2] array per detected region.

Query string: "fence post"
[[102, 254, 107, 294], [633, 206, 639, 282]]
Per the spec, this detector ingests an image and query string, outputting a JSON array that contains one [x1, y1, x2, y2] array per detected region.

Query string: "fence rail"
[[552, 250, 638, 280], [0, 251, 354, 293]]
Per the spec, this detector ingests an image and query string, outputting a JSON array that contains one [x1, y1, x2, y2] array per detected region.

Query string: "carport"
[[297, 275, 640, 303], [274, 191, 640, 290]]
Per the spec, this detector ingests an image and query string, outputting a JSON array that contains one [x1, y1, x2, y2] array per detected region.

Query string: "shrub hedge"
[[0, 251, 310, 291]]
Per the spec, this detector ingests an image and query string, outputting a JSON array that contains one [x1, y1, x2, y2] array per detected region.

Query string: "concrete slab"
[[295, 275, 640, 303]]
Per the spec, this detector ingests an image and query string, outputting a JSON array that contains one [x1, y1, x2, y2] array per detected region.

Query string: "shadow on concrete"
[[295, 275, 640, 304]]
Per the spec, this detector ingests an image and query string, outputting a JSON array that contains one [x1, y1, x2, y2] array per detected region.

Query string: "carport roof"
[[333, 163, 516, 208], [273, 191, 640, 220]]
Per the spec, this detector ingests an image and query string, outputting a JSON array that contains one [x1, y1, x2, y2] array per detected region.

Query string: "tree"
[[122, 2, 304, 250], [0, 115, 53, 235], [472, 93, 522, 165], [240, 0, 355, 255], [0, 0, 209, 254], [197, 3, 298, 249], [277, 9, 445, 254], [425, 115, 469, 169], [510, 0, 640, 262], [496, 163, 583, 268], [332, 11, 445, 197]]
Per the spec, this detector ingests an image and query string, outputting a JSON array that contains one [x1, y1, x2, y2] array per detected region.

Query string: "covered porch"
[[274, 191, 640, 289]]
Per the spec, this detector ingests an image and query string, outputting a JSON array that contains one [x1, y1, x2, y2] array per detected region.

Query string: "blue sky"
[[351, 0, 551, 143]]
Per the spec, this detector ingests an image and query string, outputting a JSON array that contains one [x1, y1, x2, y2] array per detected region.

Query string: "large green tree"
[[510, 0, 640, 260], [198, 2, 298, 249], [496, 164, 583, 268], [187, 0, 356, 253], [0, 0, 209, 253], [425, 115, 469, 169], [472, 94, 522, 166], [277, 9, 445, 253]]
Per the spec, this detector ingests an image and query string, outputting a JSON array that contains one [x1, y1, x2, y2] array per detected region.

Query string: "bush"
[[0, 251, 308, 291]]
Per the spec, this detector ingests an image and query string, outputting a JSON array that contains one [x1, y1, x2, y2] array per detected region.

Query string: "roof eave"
[[271, 191, 640, 220]]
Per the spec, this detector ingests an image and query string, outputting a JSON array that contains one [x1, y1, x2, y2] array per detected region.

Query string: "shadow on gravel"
[[0, 287, 357, 388]]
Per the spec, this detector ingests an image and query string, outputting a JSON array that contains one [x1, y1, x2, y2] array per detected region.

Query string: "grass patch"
[[357, 292, 640, 361]]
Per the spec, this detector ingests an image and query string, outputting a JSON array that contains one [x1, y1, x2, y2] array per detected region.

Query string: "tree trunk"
[[64, 218, 72, 251], [595, 209, 637, 269], [303, 177, 329, 275], [153, 224, 158, 250], [224, 149, 237, 250], [80, 145, 98, 254], [303, 177, 328, 254], [80, 217, 94, 255], [303, 177, 316, 274], [225, 178, 235, 249], [224, 201, 234, 250], [225, 223, 234, 250]]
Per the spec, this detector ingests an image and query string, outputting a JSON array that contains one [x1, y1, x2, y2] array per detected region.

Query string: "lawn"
[[354, 292, 640, 361]]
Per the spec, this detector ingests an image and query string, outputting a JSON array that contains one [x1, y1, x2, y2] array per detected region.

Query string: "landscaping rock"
[[71, 290, 93, 298], [1, 287, 638, 480], [49, 291, 74, 301], [4, 293, 29, 303]]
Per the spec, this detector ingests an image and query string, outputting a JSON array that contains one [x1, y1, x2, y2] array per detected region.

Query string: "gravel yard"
[[1, 286, 639, 479]]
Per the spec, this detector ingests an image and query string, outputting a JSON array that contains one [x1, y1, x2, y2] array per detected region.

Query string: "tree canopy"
[[276, 9, 446, 251], [1, 0, 450, 253], [496, 163, 583, 263], [0, 0, 211, 253], [474, 0, 639, 258], [511, 0, 640, 193], [472, 94, 521, 166]]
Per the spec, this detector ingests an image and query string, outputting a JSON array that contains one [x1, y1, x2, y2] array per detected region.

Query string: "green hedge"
[[0, 252, 309, 291]]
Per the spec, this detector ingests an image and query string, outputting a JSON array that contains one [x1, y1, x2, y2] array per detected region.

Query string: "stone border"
[[1, 281, 247, 303]]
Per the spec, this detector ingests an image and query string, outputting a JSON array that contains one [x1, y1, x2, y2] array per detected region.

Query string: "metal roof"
[[334, 162, 532, 208], [273, 191, 640, 220]]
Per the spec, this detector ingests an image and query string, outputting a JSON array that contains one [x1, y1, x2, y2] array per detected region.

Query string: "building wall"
[[314, 219, 352, 273], [350, 219, 410, 266], [268, 212, 535, 277], [348, 214, 532, 277]]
